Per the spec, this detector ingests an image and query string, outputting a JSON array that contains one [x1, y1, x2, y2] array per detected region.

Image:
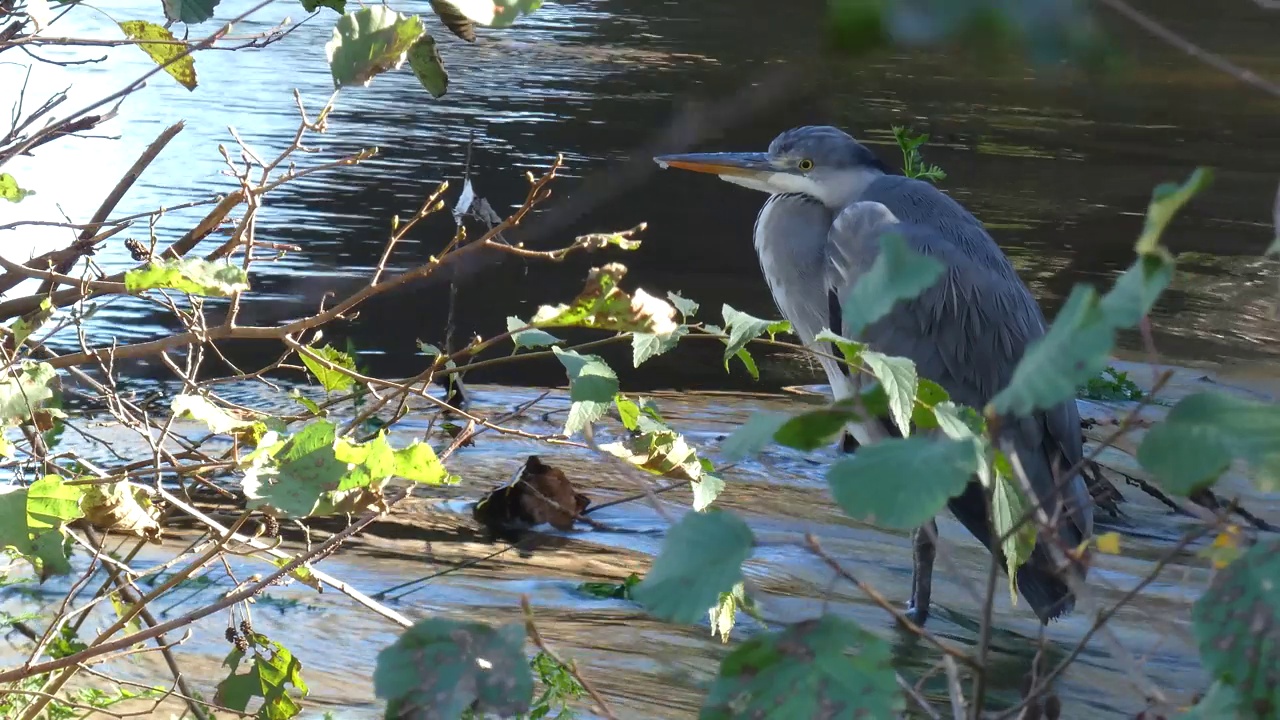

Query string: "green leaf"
[[598, 415, 713, 494], [861, 351, 918, 436], [614, 395, 641, 431], [427, 0, 544, 29], [552, 348, 618, 435], [162, 0, 220, 24], [0, 361, 59, 425], [1099, 253, 1175, 328], [7, 298, 53, 346], [1136, 168, 1213, 256], [990, 285, 1114, 417], [667, 291, 699, 319], [1192, 538, 1280, 718], [692, 474, 725, 512], [1137, 392, 1280, 495], [577, 572, 641, 600], [374, 618, 532, 719], [827, 436, 979, 529], [299, 344, 357, 393], [171, 394, 256, 435], [118, 21, 197, 91], [0, 486, 32, 556], [325, 6, 424, 88], [0, 173, 35, 203], [631, 326, 686, 367], [532, 264, 677, 337], [774, 404, 860, 452], [991, 471, 1036, 604], [718, 412, 789, 461], [825, 0, 889, 56], [124, 259, 249, 296], [721, 305, 775, 362], [392, 441, 449, 484], [407, 33, 448, 97], [840, 232, 945, 338], [814, 328, 864, 366], [215, 633, 309, 719], [30, 531, 72, 579], [26, 475, 84, 532], [701, 614, 904, 719], [731, 347, 759, 380], [633, 510, 755, 624], [242, 422, 348, 518], [506, 316, 561, 350], [301, 0, 345, 12]]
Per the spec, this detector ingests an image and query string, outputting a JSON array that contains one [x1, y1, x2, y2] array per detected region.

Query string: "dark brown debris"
[[472, 456, 590, 541]]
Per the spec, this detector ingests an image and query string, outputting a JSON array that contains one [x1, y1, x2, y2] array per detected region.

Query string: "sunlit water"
[[3, 0, 1280, 717]]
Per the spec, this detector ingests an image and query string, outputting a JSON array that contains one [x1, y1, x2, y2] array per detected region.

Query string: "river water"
[[2, 0, 1280, 718]]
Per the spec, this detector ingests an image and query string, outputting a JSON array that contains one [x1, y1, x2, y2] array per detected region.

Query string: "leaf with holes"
[[701, 614, 904, 719], [118, 21, 197, 90], [215, 633, 309, 719], [408, 33, 448, 97], [632, 510, 755, 624], [533, 264, 677, 338], [300, 344, 357, 393], [840, 232, 944, 338], [828, 436, 979, 529], [1138, 392, 1280, 495], [162, 0, 219, 24], [374, 618, 533, 719], [325, 6, 424, 88], [242, 422, 350, 517], [862, 351, 917, 436], [1192, 537, 1280, 718], [125, 259, 248, 296], [552, 348, 618, 435], [82, 482, 161, 540]]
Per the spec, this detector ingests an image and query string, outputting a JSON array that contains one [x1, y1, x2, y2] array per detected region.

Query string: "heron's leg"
[[905, 519, 937, 626]]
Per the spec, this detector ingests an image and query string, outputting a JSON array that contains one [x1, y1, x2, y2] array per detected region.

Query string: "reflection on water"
[[3, 0, 1279, 391]]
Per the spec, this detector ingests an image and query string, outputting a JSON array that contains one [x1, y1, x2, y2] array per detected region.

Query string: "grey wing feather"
[[823, 193, 1093, 548]]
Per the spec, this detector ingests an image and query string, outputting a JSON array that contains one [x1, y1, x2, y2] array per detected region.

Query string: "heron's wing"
[[823, 201, 1092, 545]]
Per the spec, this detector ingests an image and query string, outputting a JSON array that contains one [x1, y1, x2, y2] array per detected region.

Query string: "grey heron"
[[654, 126, 1093, 626]]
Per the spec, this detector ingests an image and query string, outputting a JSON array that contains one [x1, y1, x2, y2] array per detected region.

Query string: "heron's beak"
[[652, 152, 780, 180]]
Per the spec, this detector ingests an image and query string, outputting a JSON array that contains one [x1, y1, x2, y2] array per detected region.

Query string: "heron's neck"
[[815, 167, 883, 209]]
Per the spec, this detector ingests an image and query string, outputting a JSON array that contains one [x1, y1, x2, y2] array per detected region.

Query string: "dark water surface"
[[4, 2, 1280, 718], [5, 0, 1280, 392]]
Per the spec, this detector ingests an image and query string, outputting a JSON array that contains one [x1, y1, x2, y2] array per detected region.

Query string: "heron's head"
[[654, 126, 890, 209]]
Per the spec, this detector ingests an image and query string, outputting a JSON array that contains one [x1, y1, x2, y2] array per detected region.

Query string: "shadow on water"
[[4, 0, 1280, 717]]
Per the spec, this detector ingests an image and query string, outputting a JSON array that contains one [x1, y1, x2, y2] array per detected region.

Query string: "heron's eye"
[[797, 158, 814, 171]]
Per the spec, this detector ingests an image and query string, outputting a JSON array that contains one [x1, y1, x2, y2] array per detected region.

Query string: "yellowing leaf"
[[0, 173, 35, 203], [172, 394, 257, 435], [532, 264, 678, 338], [1095, 531, 1122, 555], [118, 20, 197, 91]]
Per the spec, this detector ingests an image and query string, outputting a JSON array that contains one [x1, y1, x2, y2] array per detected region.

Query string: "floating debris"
[[472, 456, 590, 540]]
